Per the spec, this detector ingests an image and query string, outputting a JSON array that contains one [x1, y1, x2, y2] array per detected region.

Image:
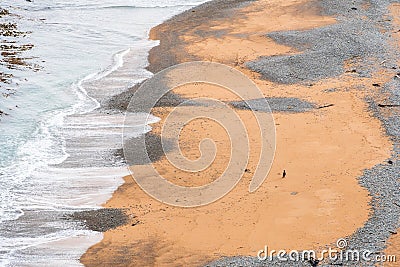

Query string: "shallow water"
[[0, 0, 206, 265]]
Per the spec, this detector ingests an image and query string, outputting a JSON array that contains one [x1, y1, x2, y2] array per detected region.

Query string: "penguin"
[[282, 170, 286, 178]]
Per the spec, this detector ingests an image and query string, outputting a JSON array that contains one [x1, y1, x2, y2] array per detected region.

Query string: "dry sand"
[[81, 0, 393, 266]]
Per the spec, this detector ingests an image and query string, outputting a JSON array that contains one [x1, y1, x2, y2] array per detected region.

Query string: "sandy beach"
[[81, 0, 400, 266]]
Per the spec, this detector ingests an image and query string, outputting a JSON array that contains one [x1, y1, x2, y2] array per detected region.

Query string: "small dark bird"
[[282, 170, 286, 178], [308, 257, 320, 267]]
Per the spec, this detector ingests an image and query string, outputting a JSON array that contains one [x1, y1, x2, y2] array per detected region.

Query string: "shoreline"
[[82, 0, 399, 266], [1, 2, 214, 265]]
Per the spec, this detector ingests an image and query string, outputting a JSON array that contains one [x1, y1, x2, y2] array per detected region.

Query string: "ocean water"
[[0, 0, 206, 266]]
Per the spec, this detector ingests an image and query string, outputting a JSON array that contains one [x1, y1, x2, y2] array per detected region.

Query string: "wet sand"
[[82, 0, 398, 266]]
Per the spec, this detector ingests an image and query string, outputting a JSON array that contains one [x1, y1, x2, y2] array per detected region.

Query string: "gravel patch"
[[66, 208, 130, 232], [120, 132, 174, 165], [246, 0, 397, 84], [230, 97, 316, 113], [103, 81, 190, 112]]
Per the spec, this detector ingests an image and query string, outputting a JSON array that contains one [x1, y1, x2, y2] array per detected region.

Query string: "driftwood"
[[318, 104, 334, 109], [378, 104, 400, 108]]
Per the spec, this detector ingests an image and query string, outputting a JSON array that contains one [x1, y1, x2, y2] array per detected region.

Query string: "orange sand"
[[81, 0, 393, 266]]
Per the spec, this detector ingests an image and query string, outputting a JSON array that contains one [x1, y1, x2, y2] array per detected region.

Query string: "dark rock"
[[67, 208, 129, 232]]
